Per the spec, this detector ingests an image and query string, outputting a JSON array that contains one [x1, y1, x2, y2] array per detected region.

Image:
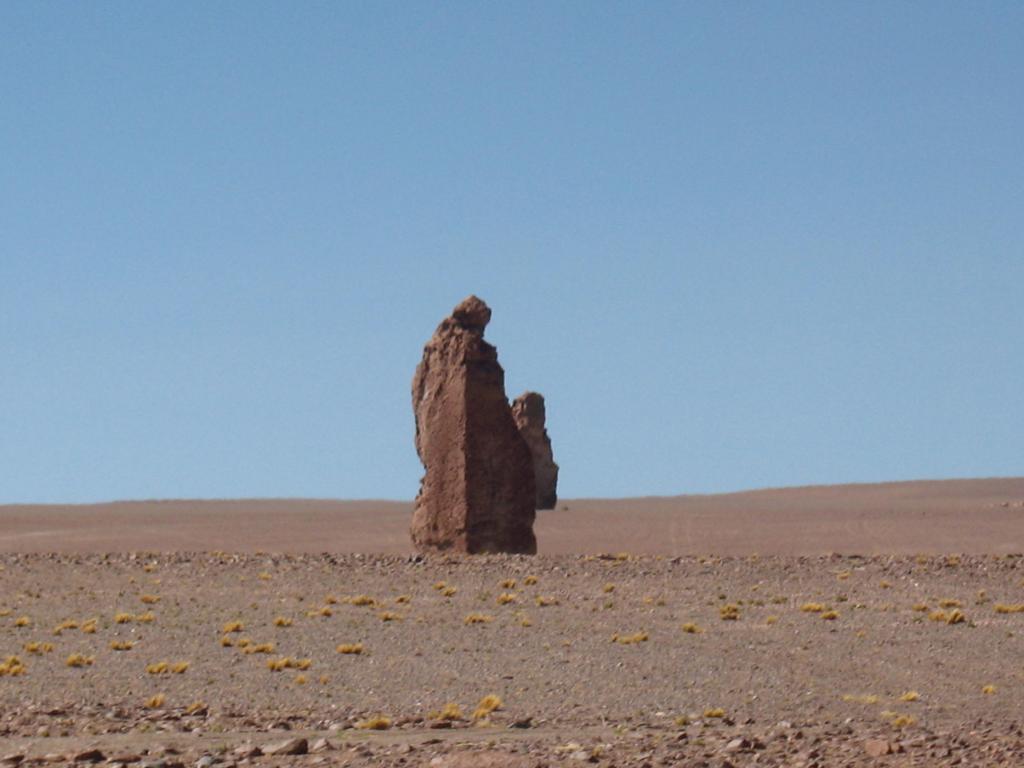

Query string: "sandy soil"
[[2, 477, 1023, 555], [1, 478, 1023, 766]]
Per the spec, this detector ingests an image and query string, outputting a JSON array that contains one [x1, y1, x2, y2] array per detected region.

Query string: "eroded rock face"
[[512, 392, 559, 510], [411, 296, 537, 554]]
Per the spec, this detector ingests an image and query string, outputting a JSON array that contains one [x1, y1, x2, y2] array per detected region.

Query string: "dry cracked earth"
[[1, 552, 1023, 767]]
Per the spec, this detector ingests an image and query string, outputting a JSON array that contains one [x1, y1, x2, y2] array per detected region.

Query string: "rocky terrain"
[[2, 551, 1023, 766]]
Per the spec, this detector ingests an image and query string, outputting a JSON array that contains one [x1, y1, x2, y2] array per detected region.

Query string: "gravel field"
[[2, 552, 1023, 766]]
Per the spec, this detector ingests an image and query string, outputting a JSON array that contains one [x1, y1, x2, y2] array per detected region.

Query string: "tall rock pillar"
[[411, 296, 537, 554], [512, 391, 559, 510]]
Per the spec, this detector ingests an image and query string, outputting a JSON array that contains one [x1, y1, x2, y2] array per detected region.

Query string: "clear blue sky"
[[1, 3, 1021, 504]]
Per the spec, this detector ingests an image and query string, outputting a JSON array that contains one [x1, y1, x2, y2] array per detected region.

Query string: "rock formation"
[[411, 295, 537, 554], [512, 391, 559, 510]]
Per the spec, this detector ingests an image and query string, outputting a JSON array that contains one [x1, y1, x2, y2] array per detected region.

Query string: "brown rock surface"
[[410, 296, 536, 554], [512, 391, 559, 510]]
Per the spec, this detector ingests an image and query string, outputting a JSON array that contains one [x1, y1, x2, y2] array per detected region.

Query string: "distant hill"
[[2, 477, 1022, 555]]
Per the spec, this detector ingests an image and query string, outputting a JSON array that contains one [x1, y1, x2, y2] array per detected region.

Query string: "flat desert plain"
[[1, 478, 1023, 767]]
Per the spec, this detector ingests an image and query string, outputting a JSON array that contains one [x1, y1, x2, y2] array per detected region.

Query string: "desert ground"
[[1, 478, 1023, 766]]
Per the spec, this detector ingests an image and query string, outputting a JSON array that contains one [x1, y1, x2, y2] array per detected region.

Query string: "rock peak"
[[512, 392, 559, 510], [451, 295, 491, 332]]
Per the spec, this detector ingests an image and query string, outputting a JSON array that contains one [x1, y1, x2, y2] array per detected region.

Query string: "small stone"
[[194, 757, 216, 768], [724, 738, 749, 753], [509, 717, 533, 729], [864, 739, 892, 757], [73, 750, 105, 763], [232, 746, 261, 759], [309, 739, 334, 753], [1, 755, 24, 766], [109, 756, 143, 765], [262, 738, 307, 757]]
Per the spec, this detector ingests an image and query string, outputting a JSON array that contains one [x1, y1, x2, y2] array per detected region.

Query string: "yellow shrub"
[[719, 604, 740, 621], [611, 632, 648, 645], [842, 694, 879, 704], [433, 702, 464, 721], [336, 643, 364, 655], [472, 694, 503, 720], [994, 604, 1024, 614], [0, 656, 26, 676], [242, 642, 275, 654]]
